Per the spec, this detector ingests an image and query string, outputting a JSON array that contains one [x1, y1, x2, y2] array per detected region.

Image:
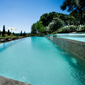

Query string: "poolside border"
[[0, 76, 32, 85], [45, 35, 85, 60]]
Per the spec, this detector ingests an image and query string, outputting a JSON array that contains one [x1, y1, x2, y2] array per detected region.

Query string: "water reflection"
[[31, 37, 85, 85], [63, 53, 85, 85]]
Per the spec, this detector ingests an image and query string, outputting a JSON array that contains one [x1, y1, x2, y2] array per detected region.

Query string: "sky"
[[0, 0, 69, 33]]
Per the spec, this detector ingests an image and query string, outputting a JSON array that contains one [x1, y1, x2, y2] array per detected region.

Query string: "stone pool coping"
[[0, 76, 32, 85], [45, 35, 85, 60]]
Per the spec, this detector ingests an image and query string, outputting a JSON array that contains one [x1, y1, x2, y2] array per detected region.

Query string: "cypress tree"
[[2, 25, 5, 37], [0, 30, 1, 35], [23, 31, 26, 36], [13, 32, 15, 35], [8, 29, 11, 35], [20, 31, 22, 36]]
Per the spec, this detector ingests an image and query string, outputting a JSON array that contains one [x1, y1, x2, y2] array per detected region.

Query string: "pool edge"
[[0, 76, 32, 85], [45, 35, 85, 60]]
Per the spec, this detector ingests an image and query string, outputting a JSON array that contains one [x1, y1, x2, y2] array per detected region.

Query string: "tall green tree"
[[0, 30, 1, 35], [40, 13, 49, 26], [20, 31, 22, 36], [60, 0, 85, 24], [70, 10, 81, 24], [2, 25, 5, 37], [31, 23, 37, 34], [35, 21, 45, 33], [40, 12, 57, 27], [23, 31, 26, 36], [7, 29, 11, 35], [46, 18, 64, 32]]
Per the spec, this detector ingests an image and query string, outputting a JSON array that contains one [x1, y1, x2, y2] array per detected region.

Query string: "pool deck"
[[0, 76, 32, 85]]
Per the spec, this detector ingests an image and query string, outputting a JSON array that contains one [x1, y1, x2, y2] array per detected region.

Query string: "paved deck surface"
[[0, 76, 32, 85]]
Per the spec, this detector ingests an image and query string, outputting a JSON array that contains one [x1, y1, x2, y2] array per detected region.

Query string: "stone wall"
[[45, 35, 85, 59]]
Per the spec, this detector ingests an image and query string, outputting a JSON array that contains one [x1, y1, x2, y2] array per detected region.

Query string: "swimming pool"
[[55, 33, 85, 42], [0, 37, 85, 85]]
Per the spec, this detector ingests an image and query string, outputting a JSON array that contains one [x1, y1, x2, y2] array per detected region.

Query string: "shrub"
[[25, 35, 28, 37], [52, 31, 56, 34], [4, 34, 8, 37], [77, 25, 85, 32], [46, 18, 64, 32], [57, 25, 77, 33]]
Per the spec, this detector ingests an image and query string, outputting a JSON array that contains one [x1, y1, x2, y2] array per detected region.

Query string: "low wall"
[[45, 35, 85, 59]]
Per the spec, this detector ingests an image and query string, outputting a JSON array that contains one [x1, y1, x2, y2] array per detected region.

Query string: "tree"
[[7, 29, 11, 35], [31, 23, 37, 34], [0, 30, 1, 35], [35, 21, 45, 33], [20, 31, 22, 36], [60, 0, 85, 24], [40, 12, 58, 27], [13, 32, 15, 35], [2, 25, 5, 37], [46, 18, 64, 32], [40, 13, 49, 26], [23, 31, 26, 36], [70, 10, 81, 24]]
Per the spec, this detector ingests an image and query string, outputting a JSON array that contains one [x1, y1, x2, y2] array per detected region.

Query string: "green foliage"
[[60, 0, 85, 24], [70, 10, 81, 25], [23, 31, 26, 36], [77, 25, 85, 32], [31, 9, 85, 35], [57, 25, 77, 33], [46, 18, 64, 32], [60, 0, 75, 12], [7, 30, 11, 36], [4, 34, 8, 37], [31, 21, 45, 35], [35, 21, 45, 33], [39, 11, 78, 26], [40, 12, 57, 27], [0, 30, 1, 35], [14, 33, 20, 36], [40, 13, 49, 26], [52, 31, 56, 34], [10, 33, 14, 37], [20, 31, 22, 36], [25, 35, 28, 37], [64, 15, 76, 25], [28, 33, 31, 36], [31, 23, 37, 34], [28, 33, 44, 36]]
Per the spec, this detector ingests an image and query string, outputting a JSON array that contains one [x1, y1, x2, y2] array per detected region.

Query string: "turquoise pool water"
[[55, 33, 85, 42], [58, 36, 85, 42], [0, 37, 85, 85]]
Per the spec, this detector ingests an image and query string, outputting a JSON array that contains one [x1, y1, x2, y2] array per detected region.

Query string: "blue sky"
[[0, 0, 69, 33]]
